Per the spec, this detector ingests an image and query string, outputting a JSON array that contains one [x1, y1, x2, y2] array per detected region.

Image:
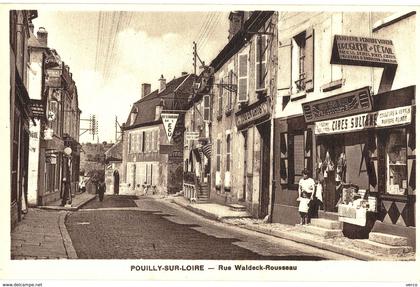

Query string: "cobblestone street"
[[65, 195, 350, 260]]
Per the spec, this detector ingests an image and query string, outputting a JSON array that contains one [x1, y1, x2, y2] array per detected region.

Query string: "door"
[[259, 122, 271, 218], [318, 135, 344, 212]]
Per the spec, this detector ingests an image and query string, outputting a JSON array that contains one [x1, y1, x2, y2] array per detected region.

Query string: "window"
[[256, 35, 267, 90], [216, 139, 221, 172], [203, 95, 211, 121], [290, 28, 314, 95], [130, 107, 138, 125], [238, 53, 248, 103], [226, 135, 231, 172], [226, 70, 234, 111], [293, 32, 306, 92], [385, 128, 407, 195], [293, 134, 305, 184], [128, 133, 132, 154], [218, 78, 223, 118]]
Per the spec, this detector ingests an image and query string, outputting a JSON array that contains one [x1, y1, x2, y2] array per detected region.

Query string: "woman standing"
[[298, 169, 315, 225]]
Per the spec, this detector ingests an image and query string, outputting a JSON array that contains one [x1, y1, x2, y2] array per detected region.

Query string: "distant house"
[[104, 140, 123, 194], [121, 73, 196, 195]]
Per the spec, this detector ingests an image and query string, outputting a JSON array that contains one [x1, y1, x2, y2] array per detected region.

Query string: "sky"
[[32, 10, 230, 144]]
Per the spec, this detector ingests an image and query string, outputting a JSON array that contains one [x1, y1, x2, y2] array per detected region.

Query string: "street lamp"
[[61, 146, 73, 206]]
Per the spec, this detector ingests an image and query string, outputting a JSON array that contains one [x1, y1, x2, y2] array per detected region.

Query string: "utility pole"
[[192, 42, 197, 131]]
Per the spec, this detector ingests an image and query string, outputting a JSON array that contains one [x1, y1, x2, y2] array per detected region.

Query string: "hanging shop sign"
[[185, 131, 200, 141], [315, 105, 412, 135], [29, 99, 46, 119], [161, 113, 179, 143], [331, 35, 397, 67], [236, 98, 271, 130], [302, 87, 372, 123]]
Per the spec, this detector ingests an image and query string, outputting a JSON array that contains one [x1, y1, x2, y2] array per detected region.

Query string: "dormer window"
[[130, 107, 138, 125]]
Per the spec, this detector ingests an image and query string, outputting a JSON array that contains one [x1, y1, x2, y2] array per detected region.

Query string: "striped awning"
[[201, 143, 212, 158]]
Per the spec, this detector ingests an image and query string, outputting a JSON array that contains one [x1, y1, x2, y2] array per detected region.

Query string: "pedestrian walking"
[[297, 168, 315, 225], [97, 176, 106, 202]]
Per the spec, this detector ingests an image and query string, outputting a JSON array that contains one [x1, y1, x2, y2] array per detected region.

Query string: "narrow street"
[[65, 195, 350, 260]]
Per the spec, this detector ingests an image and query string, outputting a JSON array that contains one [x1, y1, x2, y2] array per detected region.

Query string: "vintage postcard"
[[0, 2, 419, 286]]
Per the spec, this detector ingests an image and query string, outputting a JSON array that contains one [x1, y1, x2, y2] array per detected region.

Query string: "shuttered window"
[[238, 53, 248, 102], [226, 135, 231, 172], [154, 130, 159, 151], [226, 70, 233, 111], [256, 35, 267, 90], [293, 134, 304, 184], [203, 95, 210, 121], [218, 79, 223, 118], [216, 139, 221, 172], [128, 133, 132, 154], [139, 132, 143, 153]]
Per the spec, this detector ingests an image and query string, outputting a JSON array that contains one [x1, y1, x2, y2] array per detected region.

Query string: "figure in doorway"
[[96, 175, 106, 202], [297, 169, 315, 225], [113, 170, 120, 195]]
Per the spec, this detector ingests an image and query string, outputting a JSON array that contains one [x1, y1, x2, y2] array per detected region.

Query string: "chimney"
[[37, 27, 48, 46], [159, 75, 166, 92], [29, 22, 34, 34], [141, 83, 151, 99], [228, 11, 244, 41]]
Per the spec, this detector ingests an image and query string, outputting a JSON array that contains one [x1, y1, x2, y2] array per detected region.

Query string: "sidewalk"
[[164, 195, 416, 261], [39, 192, 96, 211], [11, 192, 96, 259], [11, 208, 76, 259]]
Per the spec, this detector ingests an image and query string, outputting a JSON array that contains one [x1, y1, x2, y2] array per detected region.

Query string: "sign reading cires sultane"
[[331, 35, 397, 67], [315, 106, 412, 135]]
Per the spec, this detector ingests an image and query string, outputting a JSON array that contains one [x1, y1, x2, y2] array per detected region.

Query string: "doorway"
[[113, 170, 120, 195], [258, 122, 271, 219]]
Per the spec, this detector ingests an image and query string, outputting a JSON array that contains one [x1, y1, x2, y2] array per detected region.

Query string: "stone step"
[[369, 232, 408, 246], [353, 239, 413, 255], [310, 218, 342, 230], [228, 204, 246, 211], [297, 224, 343, 239]]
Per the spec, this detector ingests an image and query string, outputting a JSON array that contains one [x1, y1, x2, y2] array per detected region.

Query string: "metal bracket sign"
[[185, 131, 200, 141], [331, 35, 398, 67], [161, 113, 179, 143]]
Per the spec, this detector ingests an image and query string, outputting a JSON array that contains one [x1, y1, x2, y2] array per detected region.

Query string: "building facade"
[[10, 10, 38, 228], [122, 74, 195, 195], [199, 11, 278, 218], [273, 11, 415, 246]]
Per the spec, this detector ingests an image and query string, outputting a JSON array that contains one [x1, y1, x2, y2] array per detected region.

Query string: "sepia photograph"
[[0, 2, 419, 285]]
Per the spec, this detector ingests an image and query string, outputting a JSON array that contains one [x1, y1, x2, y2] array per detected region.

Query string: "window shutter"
[[256, 35, 267, 90], [203, 95, 210, 121], [216, 139, 221, 172], [280, 132, 288, 184], [304, 28, 314, 92], [238, 54, 248, 102], [154, 130, 159, 151], [278, 39, 292, 93], [218, 79, 223, 116], [128, 134, 132, 154], [139, 132, 143, 153]]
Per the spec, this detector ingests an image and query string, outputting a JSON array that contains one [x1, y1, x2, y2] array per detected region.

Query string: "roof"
[[209, 11, 274, 72], [105, 140, 123, 161], [124, 74, 196, 130], [28, 31, 44, 48]]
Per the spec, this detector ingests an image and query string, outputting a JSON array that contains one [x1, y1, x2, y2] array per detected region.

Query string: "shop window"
[[256, 34, 267, 91], [385, 128, 408, 195], [293, 134, 305, 184], [238, 53, 248, 103]]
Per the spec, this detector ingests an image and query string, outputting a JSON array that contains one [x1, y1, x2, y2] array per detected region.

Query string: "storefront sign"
[[331, 35, 397, 67], [161, 113, 179, 143], [302, 87, 372, 123], [185, 131, 199, 141], [315, 105, 412, 135], [236, 98, 271, 130], [29, 99, 46, 119]]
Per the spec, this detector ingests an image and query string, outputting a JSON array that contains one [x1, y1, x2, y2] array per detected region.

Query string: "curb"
[[58, 211, 78, 259], [170, 197, 414, 261], [39, 194, 97, 211]]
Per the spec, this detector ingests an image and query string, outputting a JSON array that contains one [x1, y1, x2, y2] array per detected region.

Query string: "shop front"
[[308, 86, 415, 243]]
